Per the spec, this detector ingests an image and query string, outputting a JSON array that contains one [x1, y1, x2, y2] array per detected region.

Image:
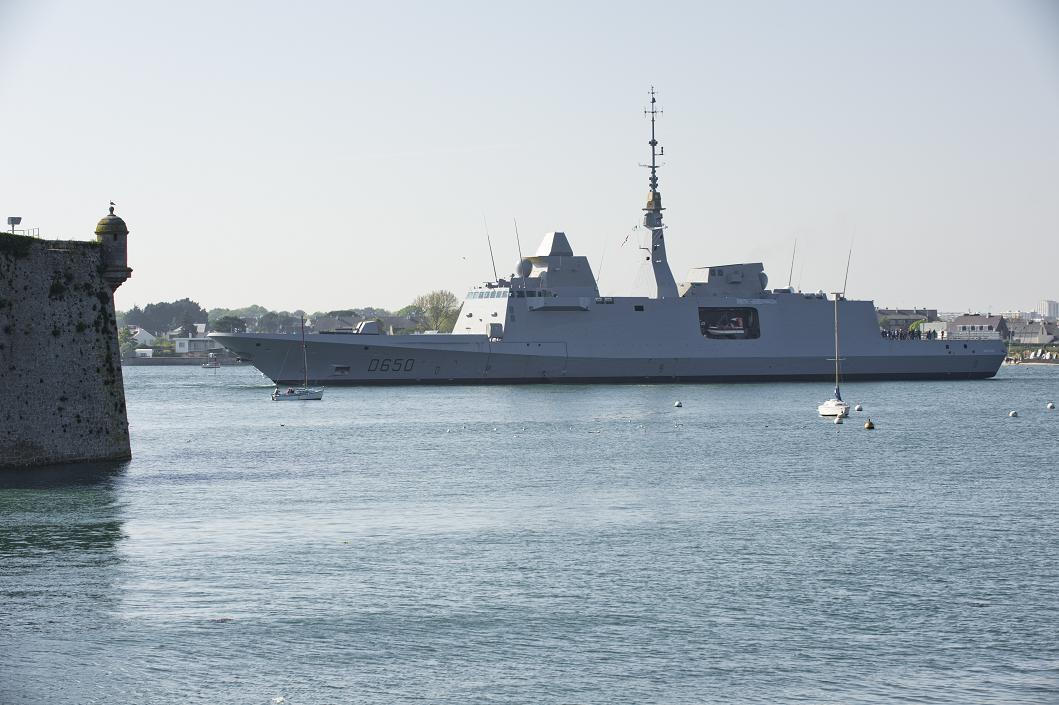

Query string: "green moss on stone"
[[0, 232, 34, 258], [49, 272, 68, 299]]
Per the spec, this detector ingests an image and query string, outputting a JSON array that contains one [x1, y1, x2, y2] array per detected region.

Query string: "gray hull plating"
[[211, 295, 1005, 386]]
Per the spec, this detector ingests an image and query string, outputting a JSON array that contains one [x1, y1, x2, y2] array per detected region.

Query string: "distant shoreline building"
[[1010, 319, 1057, 345], [125, 325, 157, 346], [999, 310, 1039, 322], [947, 314, 1008, 340], [169, 322, 225, 356], [876, 308, 938, 332]]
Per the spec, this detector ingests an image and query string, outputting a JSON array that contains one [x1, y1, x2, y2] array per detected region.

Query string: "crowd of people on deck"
[[880, 328, 939, 340]]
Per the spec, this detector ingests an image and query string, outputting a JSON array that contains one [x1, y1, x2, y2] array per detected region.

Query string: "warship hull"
[[210, 296, 1005, 386]]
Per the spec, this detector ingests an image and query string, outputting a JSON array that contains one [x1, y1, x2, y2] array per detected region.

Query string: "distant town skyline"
[[2, 0, 1057, 314]]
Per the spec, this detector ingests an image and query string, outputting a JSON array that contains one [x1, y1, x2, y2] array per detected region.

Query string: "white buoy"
[[1048, 402, 1055, 410], [834, 416, 843, 424], [674, 401, 683, 408], [1009, 410, 1018, 417], [854, 404, 863, 412]]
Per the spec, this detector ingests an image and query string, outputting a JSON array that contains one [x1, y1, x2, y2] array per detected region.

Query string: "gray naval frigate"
[[211, 92, 1005, 385]]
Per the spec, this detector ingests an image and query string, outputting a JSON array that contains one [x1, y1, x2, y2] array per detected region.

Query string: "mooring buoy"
[[674, 401, 683, 408], [1009, 410, 1018, 418], [854, 404, 863, 411], [864, 418, 875, 429]]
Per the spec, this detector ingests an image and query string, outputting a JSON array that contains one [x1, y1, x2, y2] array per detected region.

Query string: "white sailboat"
[[272, 318, 324, 401], [818, 292, 850, 418]]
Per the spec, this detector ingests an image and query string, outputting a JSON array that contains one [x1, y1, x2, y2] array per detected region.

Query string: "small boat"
[[272, 317, 324, 401], [272, 386, 324, 401], [706, 317, 747, 337], [818, 395, 850, 418], [819, 292, 851, 418], [201, 352, 221, 369]]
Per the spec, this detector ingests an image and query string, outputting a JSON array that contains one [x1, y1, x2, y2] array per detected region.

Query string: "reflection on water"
[[0, 461, 127, 554], [0, 460, 127, 489], [0, 462, 127, 703]]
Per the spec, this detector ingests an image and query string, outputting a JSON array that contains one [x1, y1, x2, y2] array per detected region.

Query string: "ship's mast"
[[643, 87, 679, 299]]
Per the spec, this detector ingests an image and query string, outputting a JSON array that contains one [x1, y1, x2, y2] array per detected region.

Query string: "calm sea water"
[[2, 365, 1058, 704]]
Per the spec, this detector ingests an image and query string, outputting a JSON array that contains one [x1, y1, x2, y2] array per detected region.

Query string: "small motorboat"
[[201, 353, 221, 369], [706, 316, 746, 338], [272, 386, 324, 401]]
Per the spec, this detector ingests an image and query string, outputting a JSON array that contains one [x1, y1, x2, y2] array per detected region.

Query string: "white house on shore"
[[169, 322, 225, 356], [125, 326, 157, 346], [173, 337, 226, 355]]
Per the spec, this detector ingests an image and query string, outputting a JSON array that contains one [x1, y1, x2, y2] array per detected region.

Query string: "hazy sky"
[[2, 0, 1057, 314]]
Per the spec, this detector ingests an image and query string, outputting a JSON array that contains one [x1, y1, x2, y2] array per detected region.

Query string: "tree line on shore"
[[117, 291, 462, 356]]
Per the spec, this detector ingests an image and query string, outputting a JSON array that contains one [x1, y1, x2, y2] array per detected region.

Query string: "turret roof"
[[95, 205, 128, 236]]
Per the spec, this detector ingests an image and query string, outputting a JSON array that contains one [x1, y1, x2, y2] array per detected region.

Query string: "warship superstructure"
[[210, 91, 1005, 385]]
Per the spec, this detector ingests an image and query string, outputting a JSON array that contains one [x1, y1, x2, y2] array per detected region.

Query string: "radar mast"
[[642, 87, 679, 299]]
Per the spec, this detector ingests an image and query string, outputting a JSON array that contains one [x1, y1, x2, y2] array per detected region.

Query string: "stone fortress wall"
[[0, 208, 133, 467]]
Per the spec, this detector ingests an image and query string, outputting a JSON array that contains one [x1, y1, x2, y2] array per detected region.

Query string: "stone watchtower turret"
[[95, 203, 133, 290], [1, 205, 133, 466]]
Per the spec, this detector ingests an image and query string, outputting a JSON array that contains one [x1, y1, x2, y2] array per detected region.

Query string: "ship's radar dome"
[[516, 259, 533, 278], [95, 205, 128, 237]]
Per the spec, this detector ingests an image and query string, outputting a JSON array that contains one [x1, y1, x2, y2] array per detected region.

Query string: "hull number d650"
[[368, 358, 415, 372]]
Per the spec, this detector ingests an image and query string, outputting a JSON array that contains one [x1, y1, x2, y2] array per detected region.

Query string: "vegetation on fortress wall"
[[0, 232, 36, 259]]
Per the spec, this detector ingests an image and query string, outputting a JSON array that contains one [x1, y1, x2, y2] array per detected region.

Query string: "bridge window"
[[699, 307, 760, 339]]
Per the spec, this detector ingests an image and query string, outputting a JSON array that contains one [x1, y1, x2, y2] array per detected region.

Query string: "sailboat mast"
[[301, 316, 308, 387], [832, 294, 841, 396]]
